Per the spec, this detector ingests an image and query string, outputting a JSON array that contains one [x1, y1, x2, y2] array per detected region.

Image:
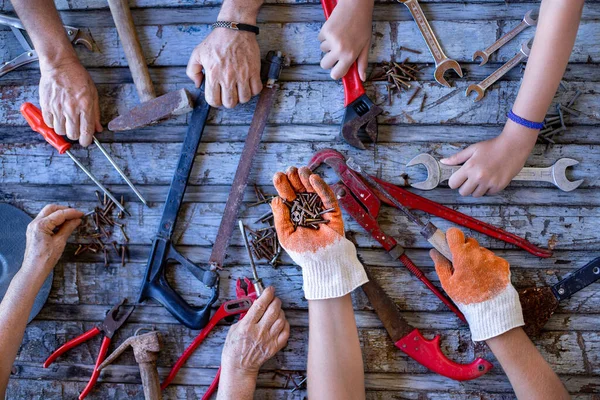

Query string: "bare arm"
[[487, 328, 570, 399], [443, 0, 584, 197], [308, 295, 365, 400], [10, 0, 101, 146], [187, 0, 264, 108], [0, 205, 83, 397]]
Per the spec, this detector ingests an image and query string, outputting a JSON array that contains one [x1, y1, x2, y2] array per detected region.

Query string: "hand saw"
[[0, 13, 94, 78]]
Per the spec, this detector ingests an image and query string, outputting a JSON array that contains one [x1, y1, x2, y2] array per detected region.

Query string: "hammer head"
[[108, 88, 194, 131], [406, 153, 442, 190]]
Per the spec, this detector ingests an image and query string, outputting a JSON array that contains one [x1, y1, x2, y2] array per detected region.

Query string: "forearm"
[[307, 294, 365, 400], [487, 327, 569, 399], [218, 0, 264, 25], [513, 0, 584, 121], [216, 367, 257, 400], [9, 0, 78, 68], [0, 266, 48, 397]]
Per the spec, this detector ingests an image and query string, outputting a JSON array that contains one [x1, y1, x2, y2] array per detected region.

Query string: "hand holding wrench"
[[473, 10, 537, 66], [407, 153, 584, 192], [397, 0, 463, 87], [466, 39, 531, 102]]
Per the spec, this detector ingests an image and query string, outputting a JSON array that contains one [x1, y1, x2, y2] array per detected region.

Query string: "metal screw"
[[558, 287, 565, 295], [593, 267, 599, 275], [67, 30, 73, 35]]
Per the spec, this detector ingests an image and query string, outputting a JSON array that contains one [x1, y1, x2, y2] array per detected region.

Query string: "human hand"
[[430, 228, 524, 341], [221, 286, 290, 377], [39, 58, 102, 147], [186, 28, 262, 108], [21, 205, 83, 277], [271, 166, 368, 299], [318, 0, 374, 81], [441, 121, 538, 197]]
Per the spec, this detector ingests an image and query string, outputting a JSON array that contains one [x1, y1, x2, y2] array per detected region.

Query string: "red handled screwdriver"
[[20, 102, 130, 216]]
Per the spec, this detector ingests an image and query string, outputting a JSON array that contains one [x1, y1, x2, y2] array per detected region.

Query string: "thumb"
[[270, 197, 295, 241], [430, 249, 453, 286], [357, 42, 370, 82], [186, 55, 204, 88], [440, 146, 476, 166]]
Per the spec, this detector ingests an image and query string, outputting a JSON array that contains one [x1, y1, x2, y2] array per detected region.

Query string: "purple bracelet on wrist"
[[507, 109, 544, 130]]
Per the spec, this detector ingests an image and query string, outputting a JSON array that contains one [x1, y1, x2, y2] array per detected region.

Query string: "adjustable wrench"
[[473, 10, 537, 66], [407, 153, 584, 192], [397, 0, 463, 87], [466, 39, 531, 102]]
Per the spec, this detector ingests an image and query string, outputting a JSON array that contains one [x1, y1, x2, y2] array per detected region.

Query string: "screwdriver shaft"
[[93, 138, 148, 205], [65, 150, 130, 216]]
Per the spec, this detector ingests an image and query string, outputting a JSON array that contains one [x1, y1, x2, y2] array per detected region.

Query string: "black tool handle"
[[552, 256, 600, 301]]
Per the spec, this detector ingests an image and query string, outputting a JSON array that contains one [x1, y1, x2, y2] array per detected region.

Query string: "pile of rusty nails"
[[284, 193, 332, 230], [538, 84, 582, 144], [74, 191, 128, 267], [272, 370, 307, 393], [369, 54, 426, 110], [248, 186, 283, 267]]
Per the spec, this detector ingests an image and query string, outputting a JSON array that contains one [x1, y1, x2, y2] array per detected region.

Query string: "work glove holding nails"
[[430, 228, 524, 341], [271, 166, 368, 300]]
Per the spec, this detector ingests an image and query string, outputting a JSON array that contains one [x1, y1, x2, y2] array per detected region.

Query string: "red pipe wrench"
[[320, 0, 383, 150]]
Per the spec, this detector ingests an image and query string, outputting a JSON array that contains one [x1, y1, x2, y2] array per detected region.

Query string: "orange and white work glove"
[[430, 228, 524, 342], [271, 166, 368, 300]]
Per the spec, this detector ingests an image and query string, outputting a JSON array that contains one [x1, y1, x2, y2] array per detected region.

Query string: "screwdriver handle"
[[20, 103, 71, 154]]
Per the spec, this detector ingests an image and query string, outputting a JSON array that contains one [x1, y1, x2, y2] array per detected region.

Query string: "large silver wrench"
[[407, 153, 584, 192], [466, 39, 531, 102], [473, 10, 537, 66], [397, 0, 463, 88]]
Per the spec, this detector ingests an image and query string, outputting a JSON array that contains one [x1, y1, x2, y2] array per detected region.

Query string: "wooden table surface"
[[1, 0, 599, 398]]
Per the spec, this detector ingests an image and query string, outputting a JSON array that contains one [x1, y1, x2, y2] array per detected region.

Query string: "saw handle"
[[21, 103, 71, 154], [427, 228, 453, 262], [396, 329, 493, 381], [319, 0, 366, 106]]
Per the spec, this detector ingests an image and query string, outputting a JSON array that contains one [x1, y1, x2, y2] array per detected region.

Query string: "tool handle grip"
[[319, 0, 365, 106], [107, 0, 155, 102], [21, 103, 71, 154], [395, 329, 492, 381], [79, 336, 110, 400], [140, 362, 163, 400], [202, 367, 221, 400], [427, 228, 453, 262], [43, 327, 101, 367]]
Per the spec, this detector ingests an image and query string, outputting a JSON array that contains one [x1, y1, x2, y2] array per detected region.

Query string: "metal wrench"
[[407, 153, 584, 192], [466, 39, 531, 102], [397, 0, 463, 87], [473, 10, 537, 66]]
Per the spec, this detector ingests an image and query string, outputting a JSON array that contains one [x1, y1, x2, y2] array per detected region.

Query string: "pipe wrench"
[[0, 13, 94, 78]]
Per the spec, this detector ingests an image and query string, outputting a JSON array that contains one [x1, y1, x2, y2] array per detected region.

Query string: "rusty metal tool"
[[98, 330, 163, 400], [239, 220, 265, 296], [20, 103, 130, 215], [137, 84, 219, 329], [407, 153, 583, 192], [0, 13, 94, 77], [466, 39, 531, 102], [320, 0, 383, 150], [397, 0, 463, 87], [161, 278, 256, 391], [362, 269, 492, 380], [346, 157, 454, 261], [208, 51, 284, 276], [43, 299, 134, 400], [107, 0, 193, 131], [519, 256, 600, 337], [473, 10, 537, 66]]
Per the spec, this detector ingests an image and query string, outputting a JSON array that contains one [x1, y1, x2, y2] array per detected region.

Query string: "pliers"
[[43, 299, 134, 400], [161, 278, 257, 396]]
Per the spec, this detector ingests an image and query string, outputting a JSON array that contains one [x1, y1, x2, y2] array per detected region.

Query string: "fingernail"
[[440, 158, 449, 164]]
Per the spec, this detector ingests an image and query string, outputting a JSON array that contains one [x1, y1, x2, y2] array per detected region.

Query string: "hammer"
[[98, 331, 163, 400], [107, 0, 193, 131]]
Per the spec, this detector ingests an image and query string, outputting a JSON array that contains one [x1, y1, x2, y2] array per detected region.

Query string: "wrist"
[[218, 0, 263, 25], [500, 120, 539, 147], [38, 49, 80, 73], [221, 364, 259, 384], [13, 265, 49, 291]]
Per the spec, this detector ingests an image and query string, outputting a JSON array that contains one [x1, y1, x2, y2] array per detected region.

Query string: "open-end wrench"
[[473, 10, 537, 66], [407, 153, 584, 192], [466, 39, 531, 102], [397, 0, 463, 87]]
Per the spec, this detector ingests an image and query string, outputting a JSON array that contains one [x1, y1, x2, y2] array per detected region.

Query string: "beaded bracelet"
[[507, 109, 544, 130]]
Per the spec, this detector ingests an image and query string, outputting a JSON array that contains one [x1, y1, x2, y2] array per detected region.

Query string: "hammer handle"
[[107, 0, 156, 102], [140, 362, 162, 400]]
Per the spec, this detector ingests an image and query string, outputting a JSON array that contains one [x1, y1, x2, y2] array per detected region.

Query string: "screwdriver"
[[20, 102, 129, 216]]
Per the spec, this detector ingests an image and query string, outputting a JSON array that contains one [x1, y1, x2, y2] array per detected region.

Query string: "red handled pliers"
[[43, 299, 134, 400], [161, 278, 257, 396]]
